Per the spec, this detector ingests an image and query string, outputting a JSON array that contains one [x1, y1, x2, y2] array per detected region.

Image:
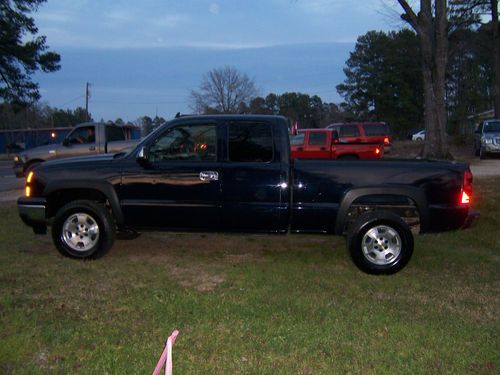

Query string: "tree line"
[[1, 0, 499, 158]]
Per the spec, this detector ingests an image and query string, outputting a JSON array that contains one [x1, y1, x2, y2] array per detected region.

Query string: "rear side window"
[[290, 133, 305, 146], [309, 132, 327, 145], [363, 124, 389, 136], [106, 126, 125, 142], [339, 125, 360, 137], [228, 122, 273, 162]]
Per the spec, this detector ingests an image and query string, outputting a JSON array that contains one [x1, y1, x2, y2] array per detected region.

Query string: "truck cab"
[[290, 128, 383, 160], [13, 122, 138, 177]]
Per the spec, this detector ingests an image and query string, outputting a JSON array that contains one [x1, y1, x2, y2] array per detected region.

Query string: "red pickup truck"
[[291, 129, 383, 160]]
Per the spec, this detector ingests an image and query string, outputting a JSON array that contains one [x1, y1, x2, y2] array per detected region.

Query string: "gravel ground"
[[470, 160, 500, 177]]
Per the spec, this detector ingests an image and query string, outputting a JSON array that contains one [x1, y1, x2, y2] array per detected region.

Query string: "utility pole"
[[85, 82, 91, 121]]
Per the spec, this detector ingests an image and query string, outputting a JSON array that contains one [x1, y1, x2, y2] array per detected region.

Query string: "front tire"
[[479, 147, 487, 160], [347, 211, 414, 275], [52, 200, 116, 259]]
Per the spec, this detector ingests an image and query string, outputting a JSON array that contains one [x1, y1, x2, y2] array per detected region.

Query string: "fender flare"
[[43, 179, 124, 226], [334, 185, 429, 235]]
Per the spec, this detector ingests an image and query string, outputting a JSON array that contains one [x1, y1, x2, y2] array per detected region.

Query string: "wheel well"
[[47, 189, 108, 218], [24, 159, 44, 172], [343, 194, 420, 234], [338, 154, 359, 160]]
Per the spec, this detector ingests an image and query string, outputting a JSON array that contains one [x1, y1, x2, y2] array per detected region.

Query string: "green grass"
[[1, 178, 499, 374]]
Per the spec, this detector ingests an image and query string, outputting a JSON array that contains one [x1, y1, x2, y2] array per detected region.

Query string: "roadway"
[[0, 161, 24, 202]]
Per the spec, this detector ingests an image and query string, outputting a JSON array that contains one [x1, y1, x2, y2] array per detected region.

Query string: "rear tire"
[[347, 211, 414, 275], [52, 200, 115, 259]]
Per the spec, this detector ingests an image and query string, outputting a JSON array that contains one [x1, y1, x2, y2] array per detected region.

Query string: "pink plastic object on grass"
[[152, 330, 179, 375]]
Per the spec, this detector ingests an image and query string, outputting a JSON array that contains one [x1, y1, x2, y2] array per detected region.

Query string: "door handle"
[[320, 147, 327, 151], [199, 171, 219, 181], [89, 146, 96, 151], [297, 147, 304, 151]]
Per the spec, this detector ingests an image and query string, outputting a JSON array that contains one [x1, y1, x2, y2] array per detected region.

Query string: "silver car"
[[474, 119, 500, 159]]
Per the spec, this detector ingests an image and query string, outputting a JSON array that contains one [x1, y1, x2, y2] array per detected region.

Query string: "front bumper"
[[18, 197, 47, 234], [484, 144, 500, 153], [462, 209, 480, 229]]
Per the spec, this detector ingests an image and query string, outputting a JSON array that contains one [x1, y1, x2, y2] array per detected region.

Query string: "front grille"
[[494, 138, 500, 145]]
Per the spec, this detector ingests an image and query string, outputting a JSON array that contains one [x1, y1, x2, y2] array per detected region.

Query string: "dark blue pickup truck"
[[17, 115, 479, 274]]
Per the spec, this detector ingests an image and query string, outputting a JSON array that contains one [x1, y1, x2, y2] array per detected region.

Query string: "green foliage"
[[52, 107, 91, 127], [138, 115, 153, 136], [0, 0, 61, 107], [0, 102, 92, 131], [245, 92, 345, 128], [447, 25, 494, 134], [336, 29, 423, 138]]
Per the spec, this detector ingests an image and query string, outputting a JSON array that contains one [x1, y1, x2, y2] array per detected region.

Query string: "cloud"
[[153, 14, 187, 28], [209, 3, 220, 15]]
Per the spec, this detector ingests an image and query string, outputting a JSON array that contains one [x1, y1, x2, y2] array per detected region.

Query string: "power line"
[[55, 94, 85, 108]]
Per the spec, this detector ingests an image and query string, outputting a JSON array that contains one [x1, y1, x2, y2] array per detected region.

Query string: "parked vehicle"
[[412, 130, 426, 141], [474, 119, 500, 159], [290, 129, 383, 160], [13, 122, 139, 177], [326, 122, 392, 152], [18, 115, 479, 274]]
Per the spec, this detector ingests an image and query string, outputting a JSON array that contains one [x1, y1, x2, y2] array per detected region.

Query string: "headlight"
[[482, 138, 493, 145], [14, 155, 19, 162]]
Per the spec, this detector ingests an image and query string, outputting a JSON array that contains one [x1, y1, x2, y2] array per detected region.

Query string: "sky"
[[32, 0, 399, 122]]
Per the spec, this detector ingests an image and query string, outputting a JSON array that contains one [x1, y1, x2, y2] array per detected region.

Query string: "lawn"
[[0, 178, 499, 374]]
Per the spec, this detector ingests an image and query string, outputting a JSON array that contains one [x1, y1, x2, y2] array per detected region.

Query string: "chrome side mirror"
[[136, 146, 151, 167]]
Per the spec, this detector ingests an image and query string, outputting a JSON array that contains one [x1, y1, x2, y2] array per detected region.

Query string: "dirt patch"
[[387, 140, 476, 162], [170, 266, 225, 292]]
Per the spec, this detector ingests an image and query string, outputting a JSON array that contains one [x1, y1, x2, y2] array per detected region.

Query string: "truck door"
[[61, 125, 99, 157], [306, 130, 331, 158], [220, 120, 286, 232], [119, 121, 221, 230]]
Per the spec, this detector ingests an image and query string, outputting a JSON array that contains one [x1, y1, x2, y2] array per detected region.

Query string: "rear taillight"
[[383, 137, 390, 145], [375, 147, 380, 155], [460, 170, 473, 205]]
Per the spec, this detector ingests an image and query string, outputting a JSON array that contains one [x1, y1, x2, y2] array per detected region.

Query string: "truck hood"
[[20, 143, 61, 161], [41, 153, 116, 168], [33, 153, 120, 184]]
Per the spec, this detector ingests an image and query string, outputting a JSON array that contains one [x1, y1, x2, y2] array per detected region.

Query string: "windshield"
[[484, 121, 500, 133]]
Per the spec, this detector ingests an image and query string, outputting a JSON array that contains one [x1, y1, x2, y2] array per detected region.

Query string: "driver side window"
[[149, 124, 217, 162], [67, 126, 95, 144]]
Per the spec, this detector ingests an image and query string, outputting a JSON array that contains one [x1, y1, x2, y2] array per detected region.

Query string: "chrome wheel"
[[61, 213, 100, 252], [361, 225, 401, 266]]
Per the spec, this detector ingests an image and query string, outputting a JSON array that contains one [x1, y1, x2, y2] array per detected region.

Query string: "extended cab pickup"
[[13, 122, 139, 177], [291, 128, 383, 160], [327, 122, 392, 153], [17, 115, 479, 274]]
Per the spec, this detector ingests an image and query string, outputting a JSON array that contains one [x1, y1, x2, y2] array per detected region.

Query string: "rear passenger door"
[[221, 120, 286, 232], [339, 124, 361, 143]]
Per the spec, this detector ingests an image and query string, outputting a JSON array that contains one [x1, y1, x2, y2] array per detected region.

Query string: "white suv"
[[474, 120, 500, 159]]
